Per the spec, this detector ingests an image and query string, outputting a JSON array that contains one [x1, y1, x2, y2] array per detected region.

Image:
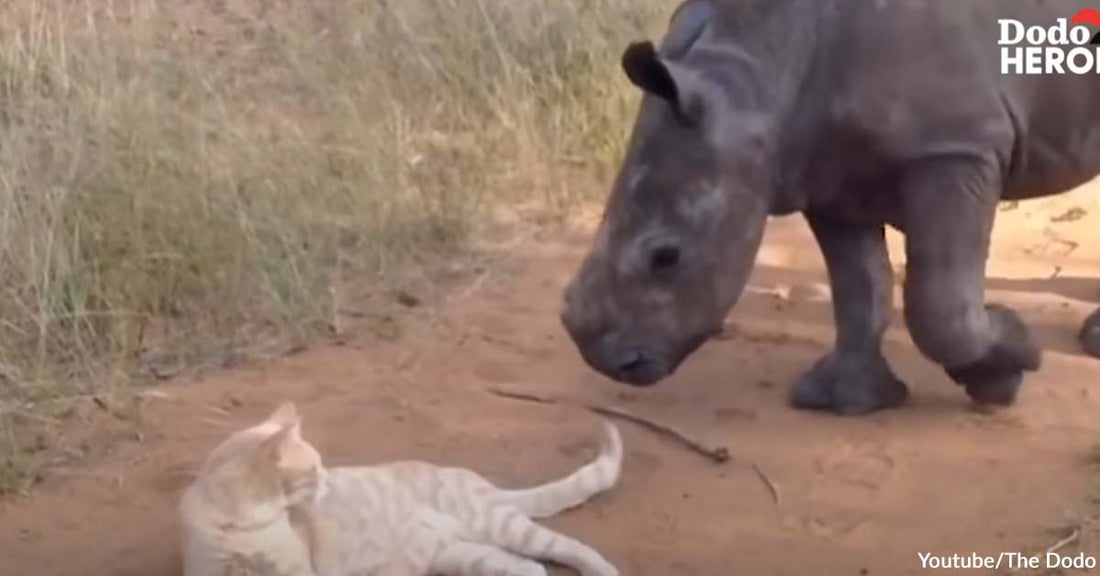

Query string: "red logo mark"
[[1071, 8, 1100, 43]]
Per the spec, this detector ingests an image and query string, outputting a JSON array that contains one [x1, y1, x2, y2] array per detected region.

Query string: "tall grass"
[[0, 0, 672, 485]]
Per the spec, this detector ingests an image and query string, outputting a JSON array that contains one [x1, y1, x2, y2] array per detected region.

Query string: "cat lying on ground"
[[179, 401, 623, 576]]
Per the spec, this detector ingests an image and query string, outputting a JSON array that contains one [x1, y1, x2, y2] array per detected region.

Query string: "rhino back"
[[818, 0, 1100, 199]]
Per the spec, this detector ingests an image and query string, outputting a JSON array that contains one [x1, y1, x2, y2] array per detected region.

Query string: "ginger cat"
[[179, 402, 623, 576]]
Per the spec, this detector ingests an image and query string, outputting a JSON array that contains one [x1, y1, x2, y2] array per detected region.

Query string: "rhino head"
[[561, 13, 777, 386]]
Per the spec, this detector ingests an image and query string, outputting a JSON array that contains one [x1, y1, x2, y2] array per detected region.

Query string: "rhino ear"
[[622, 41, 680, 103], [621, 41, 704, 123]]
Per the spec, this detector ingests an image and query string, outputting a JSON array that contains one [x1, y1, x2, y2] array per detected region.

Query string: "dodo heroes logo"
[[1000, 8, 1100, 74]]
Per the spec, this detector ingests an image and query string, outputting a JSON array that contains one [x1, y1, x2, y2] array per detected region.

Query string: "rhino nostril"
[[617, 349, 647, 374]]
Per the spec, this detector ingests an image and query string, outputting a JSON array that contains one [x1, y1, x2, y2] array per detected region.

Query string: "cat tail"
[[499, 420, 622, 518]]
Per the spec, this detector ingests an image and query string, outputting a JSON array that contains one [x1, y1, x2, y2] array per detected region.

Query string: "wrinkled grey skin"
[[561, 0, 1100, 415]]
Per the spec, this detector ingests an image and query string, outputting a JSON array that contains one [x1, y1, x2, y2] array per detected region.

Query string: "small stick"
[[585, 404, 731, 464], [751, 462, 781, 506], [487, 388, 558, 405], [1006, 528, 1080, 574], [485, 386, 731, 464], [1046, 528, 1080, 555]]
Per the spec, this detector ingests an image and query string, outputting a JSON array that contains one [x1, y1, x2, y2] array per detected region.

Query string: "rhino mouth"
[[570, 338, 671, 387], [585, 329, 717, 387], [609, 349, 669, 386]]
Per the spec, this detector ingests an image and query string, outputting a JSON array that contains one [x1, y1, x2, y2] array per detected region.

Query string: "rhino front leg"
[[790, 212, 908, 415], [901, 157, 1041, 405]]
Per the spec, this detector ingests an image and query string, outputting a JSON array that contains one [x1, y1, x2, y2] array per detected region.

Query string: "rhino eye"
[[649, 244, 681, 277]]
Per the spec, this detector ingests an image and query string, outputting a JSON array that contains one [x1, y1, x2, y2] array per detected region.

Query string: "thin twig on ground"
[[485, 386, 730, 464], [1046, 528, 1080, 555], [585, 404, 731, 464], [751, 462, 781, 506], [486, 387, 557, 405], [1006, 527, 1081, 574], [485, 386, 790, 504]]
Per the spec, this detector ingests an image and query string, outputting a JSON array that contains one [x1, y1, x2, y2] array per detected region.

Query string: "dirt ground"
[[3, 182, 1100, 576]]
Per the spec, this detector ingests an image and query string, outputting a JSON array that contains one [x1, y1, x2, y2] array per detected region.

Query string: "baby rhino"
[[179, 402, 622, 576]]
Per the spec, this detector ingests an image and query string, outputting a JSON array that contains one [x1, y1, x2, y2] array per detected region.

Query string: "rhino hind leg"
[[790, 213, 909, 415], [1081, 309, 1100, 358]]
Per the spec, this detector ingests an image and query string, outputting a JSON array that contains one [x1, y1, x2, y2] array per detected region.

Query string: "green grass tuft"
[[0, 0, 676, 489]]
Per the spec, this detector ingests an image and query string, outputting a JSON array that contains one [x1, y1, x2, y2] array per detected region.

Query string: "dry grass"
[[0, 0, 674, 491]]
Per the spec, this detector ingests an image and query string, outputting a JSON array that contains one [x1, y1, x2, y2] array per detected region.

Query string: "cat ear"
[[266, 401, 299, 427], [263, 419, 304, 467]]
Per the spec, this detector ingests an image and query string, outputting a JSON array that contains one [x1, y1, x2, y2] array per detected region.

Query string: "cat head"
[[192, 402, 328, 523]]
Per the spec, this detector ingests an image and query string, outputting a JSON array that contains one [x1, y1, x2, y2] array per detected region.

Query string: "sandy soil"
[[3, 182, 1100, 576]]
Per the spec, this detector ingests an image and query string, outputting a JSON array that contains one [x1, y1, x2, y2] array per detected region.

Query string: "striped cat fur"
[[179, 402, 622, 576]]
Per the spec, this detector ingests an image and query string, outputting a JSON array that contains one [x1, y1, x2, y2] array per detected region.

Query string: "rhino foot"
[[1081, 309, 1100, 358], [945, 304, 1040, 406], [790, 351, 909, 416]]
